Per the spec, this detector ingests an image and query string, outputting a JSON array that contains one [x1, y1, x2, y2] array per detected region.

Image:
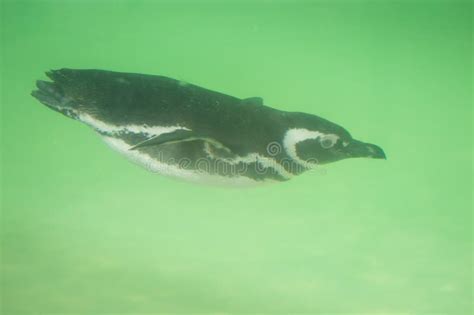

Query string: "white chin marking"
[[101, 136, 272, 187]]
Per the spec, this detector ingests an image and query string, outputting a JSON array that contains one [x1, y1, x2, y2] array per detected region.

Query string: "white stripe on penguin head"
[[283, 128, 338, 168]]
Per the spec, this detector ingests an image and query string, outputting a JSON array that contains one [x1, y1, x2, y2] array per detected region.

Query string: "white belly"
[[101, 136, 271, 187]]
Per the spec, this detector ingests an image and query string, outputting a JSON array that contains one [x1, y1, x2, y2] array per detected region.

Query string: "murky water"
[[1, 0, 472, 313]]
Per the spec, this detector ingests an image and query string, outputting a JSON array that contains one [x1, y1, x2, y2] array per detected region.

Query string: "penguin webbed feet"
[[31, 78, 72, 110]]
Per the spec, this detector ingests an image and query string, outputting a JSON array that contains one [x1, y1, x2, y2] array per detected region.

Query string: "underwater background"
[[1, 0, 472, 313]]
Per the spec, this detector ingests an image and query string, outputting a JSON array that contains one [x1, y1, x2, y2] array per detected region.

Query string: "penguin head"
[[283, 113, 386, 167]]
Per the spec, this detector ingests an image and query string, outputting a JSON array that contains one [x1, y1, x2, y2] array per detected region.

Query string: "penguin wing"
[[130, 129, 232, 154]]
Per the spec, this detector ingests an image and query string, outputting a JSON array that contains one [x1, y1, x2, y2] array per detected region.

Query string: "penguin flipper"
[[129, 129, 231, 154], [129, 129, 194, 150]]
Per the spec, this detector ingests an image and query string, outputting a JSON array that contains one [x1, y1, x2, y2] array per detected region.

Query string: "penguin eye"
[[320, 137, 335, 149]]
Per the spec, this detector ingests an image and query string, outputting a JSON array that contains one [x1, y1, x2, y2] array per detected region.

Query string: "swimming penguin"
[[32, 69, 385, 186]]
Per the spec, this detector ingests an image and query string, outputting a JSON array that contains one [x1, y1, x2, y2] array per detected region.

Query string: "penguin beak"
[[344, 139, 386, 159]]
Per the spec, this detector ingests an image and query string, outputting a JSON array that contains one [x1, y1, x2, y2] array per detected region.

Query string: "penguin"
[[31, 69, 386, 186]]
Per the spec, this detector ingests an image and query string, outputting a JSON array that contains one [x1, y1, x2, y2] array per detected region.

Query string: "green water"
[[1, 0, 472, 313]]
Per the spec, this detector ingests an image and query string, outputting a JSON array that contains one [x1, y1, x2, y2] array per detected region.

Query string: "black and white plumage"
[[32, 69, 386, 186]]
